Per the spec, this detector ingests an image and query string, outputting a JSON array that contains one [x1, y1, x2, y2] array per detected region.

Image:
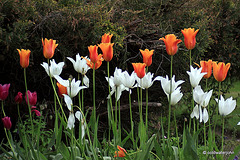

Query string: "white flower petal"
[[202, 108, 209, 123], [75, 111, 82, 121], [67, 113, 75, 129], [83, 75, 89, 88], [63, 94, 72, 111], [191, 105, 199, 119]]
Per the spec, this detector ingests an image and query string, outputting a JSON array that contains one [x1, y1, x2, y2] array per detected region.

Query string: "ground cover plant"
[[0, 29, 240, 160], [1, 0, 240, 160]]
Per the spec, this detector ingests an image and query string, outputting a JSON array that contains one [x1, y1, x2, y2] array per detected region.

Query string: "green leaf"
[[228, 144, 240, 160], [171, 146, 179, 160], [59, 142, 70, 160], [154, 138, 162, 159], [134, 134, 156, 160], [183, 128, 199, 160]]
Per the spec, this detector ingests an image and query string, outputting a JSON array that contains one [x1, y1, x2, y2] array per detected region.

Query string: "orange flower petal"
[[140, 49, 154, 67], [132, 63, 146, 78], [159, 34, 182, 56], [213, 62, 231, 82], [181, 28, 199, 50], [200, 60, 212, 79], [99, 43, 114, 62], [101, 33, 113, 43], [17, 49, 31, 68], [42, 38, 58, 59]]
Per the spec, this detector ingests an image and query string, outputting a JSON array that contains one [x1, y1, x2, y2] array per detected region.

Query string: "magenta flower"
[[2, 116, 12, 130], [31, 106, 41, 116], [25, 90, 37, 106], [15, 92, 23, 104], [0, 84, 10, 101]]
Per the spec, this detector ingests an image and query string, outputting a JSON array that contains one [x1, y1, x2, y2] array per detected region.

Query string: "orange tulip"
[[159, 34, 182, 56], [181, 28, 199, 50], [132, 63, 146, 78], [101, 33, 113, 43], [200, 60, 212, 79], [212, 62, 231, 82], [57, 82, 67, 97], [98, 43, 114, 61], [114, 145, 127, 158], [88, 45, 100, 64], [140, 49, 154, 67], [17, 49, 31, 68], [83, 55, 104, 70], [42, 38, 58, 59]]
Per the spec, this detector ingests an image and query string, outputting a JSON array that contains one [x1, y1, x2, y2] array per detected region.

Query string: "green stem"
[[222, 116, 224, 151], [5, 129, 17, 160], [115, 87, 118, 125], [93, 64, 96, 122], [167, 55, 173, 139], [24, 68, 34, 139], [2, 101, 6, 117], [204, 122, 206, 150], [145, 88, 148, 132], [118, 99, 121, 142], [78, 73, 82, 110], [189, 49, 192, 67], [214, 82, 221, 142], [174, 110, 180, 149], [54, 79, 58, 135], [81, 76, 84, 111], [107, 61, 114, 118], [129, 91, 134, 146], [49, 76, 67, 122], [17, 103, 22, 123], [140, 88, 143, 123]]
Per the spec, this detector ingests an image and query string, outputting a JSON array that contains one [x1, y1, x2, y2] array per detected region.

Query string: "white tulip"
[[216, 95, 236, 116], [67, 54, 90, 75], [41, 59, 64, 77], [187, 66, 206, 88], [158, 75, 184, 94], [54, 75, 87, 98], [136, 72, 161, 89], [166, 87, 183, 106]]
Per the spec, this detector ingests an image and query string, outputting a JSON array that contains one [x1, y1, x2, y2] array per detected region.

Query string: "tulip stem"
[[214, 82, 221, 142], [129, 91, 134, 147], [167, 55, 173, 140], [189, 49, 192, 67], [81, 75, 84, 112], [145, 88, 148, 133], [17, 103, 22, 123], [93, 64, 96, 122], [174, 110, 180, 149], [204, 122, 206, 150], [222, 116, 225, 152], [1, 101, 6, 117], [78, 73, 82, 110], [115, 87, 118, 124], [24, 68, 34, 139], [4, 129, 17, 159], [53, 79, 58, 135], [107, 61, 114, 140], [49, 76, 67, 122], [118, 100, 121, 141]]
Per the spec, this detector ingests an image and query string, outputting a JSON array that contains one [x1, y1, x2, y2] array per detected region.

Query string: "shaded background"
[[0, 0, 240, 142]]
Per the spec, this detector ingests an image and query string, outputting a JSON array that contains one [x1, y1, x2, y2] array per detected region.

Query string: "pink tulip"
[[25, 90, 37, 106], [31, 106, 41, 116], [0, 84, 10, 101], [2, 116, 12, 130], [15, 92, 23, 104]]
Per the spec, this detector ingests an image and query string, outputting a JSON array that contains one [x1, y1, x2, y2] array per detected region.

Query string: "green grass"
[[224, 80, 240, 134]]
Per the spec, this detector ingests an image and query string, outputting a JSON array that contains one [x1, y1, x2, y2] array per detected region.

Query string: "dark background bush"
[[0, 0, 239, 139]]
